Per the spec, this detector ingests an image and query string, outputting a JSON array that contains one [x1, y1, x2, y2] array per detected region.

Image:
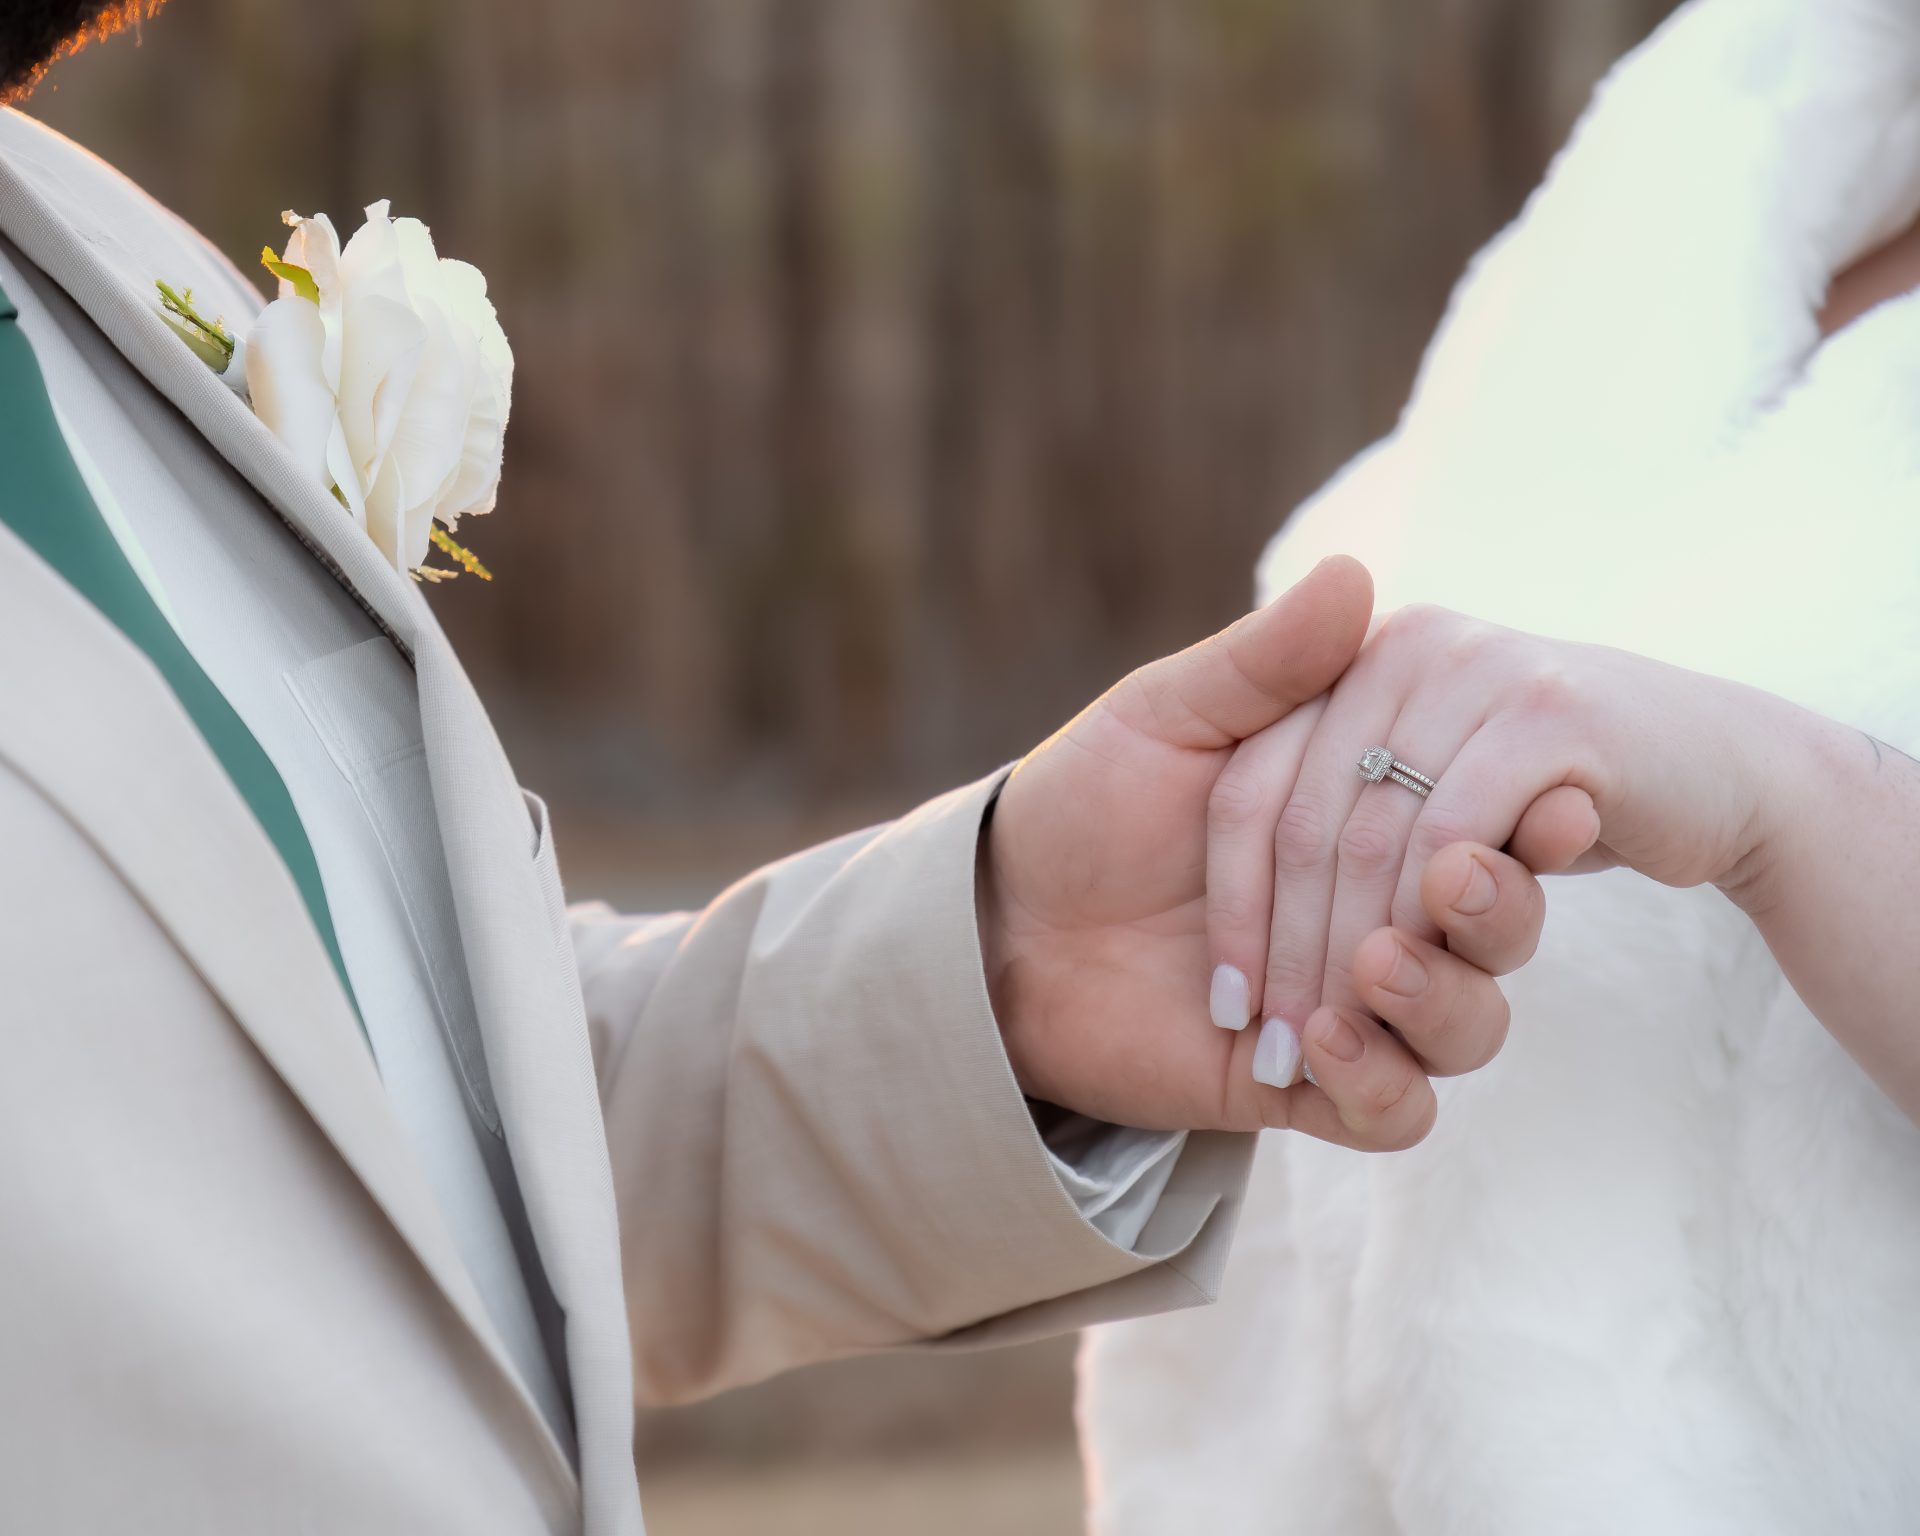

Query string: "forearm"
[[572, 775, 1237, 1404], [1729, 705, 1920, 1120]]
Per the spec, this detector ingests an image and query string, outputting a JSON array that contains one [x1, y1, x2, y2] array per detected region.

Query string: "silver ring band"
[[1358, 745, 1433, 799]]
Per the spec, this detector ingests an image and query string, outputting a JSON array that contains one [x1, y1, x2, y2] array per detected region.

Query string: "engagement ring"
[[1358, 745, 1434, 799]]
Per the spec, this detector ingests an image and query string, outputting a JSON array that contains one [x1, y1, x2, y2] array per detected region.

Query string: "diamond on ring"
[[1358, 745, 1395, 783], [1359, 746, 1434, 798]]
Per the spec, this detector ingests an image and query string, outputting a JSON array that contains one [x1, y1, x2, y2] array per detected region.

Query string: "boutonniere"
[[158, 201, 511, 583]]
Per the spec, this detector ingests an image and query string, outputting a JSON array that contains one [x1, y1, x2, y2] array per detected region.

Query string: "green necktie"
[[0, 275, 360, 1024]]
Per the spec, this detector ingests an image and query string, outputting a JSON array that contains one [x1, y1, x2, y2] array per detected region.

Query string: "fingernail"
[[1251, 1018, 1303, 1087], [1209, 964, 1251, 1031], [1374, 937, 1428, 999], [1451, 855, 1498, 916], [1308, 1011, 1365, 1064]]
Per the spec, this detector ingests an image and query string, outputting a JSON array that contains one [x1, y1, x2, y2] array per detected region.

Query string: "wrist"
[[975, 778, 1036, 1094], [1716, 692, 1843, 920]]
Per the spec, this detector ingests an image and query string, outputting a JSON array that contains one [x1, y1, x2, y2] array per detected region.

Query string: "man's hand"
[[980, 557, 1550, 1151]]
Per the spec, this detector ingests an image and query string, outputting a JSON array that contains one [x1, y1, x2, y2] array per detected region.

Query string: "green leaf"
[[159, 308, 235, 373], [259, 247, 320, 305], [155, 278, 236, 373]]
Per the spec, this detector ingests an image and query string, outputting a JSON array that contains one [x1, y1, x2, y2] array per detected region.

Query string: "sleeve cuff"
[[818, 767, 1224, 1317], [1041, 1119, 1190, 1249]]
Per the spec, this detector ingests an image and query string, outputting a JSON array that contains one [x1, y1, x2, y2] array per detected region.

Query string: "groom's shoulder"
[[1, 106, 108, 176], [0, 107, 260, 321], [1, 106, 166, 231]]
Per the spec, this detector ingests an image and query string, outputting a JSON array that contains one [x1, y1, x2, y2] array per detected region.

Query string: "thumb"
[[1115, 555, 1372, 750]]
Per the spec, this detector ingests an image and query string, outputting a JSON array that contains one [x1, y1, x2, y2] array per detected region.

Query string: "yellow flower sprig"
[[414, 524, 494, 583]]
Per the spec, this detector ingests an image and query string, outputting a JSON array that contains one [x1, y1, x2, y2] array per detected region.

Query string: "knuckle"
[[1347, 1063, 1436, 1150], [1418, 979, 1475, 1067], [1114, 665, 1208, 745], [1379, 1092, 1438, 1151], [1387, 891, 1433, 943], [1208, 767, 1267, 830], [1511, 665, 1577, 718], [1261, 938, 1320, 1011], [1106, 670, 1153, 733], [1408, 809, 1479, 868], [1117, 668, 1178, 738], [1273, 794, 1337, 876], [1337, 809, 1404, 882], [1319, 953, 1362, 1007], [1254, 1092, 1293, 1132], [1440, 618, 1499, 670], [1376, 602, 1468, 661], [1262, 954, 1317, 1007], [1362, 1061, 1423, 1125], [1383, 602, 1448, 643], [1112, 667, 1150, 710], [1207, 885, 1265, 934], [1423, 973, 1510, 1075]]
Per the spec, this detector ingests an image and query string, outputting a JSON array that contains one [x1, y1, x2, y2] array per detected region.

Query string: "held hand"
[[982, 562, 1553, 1151], [1208, 603, 1788, 1083]]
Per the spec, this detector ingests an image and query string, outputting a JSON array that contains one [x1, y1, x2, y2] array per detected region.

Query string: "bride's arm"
[[1730, 714, 1920, 1119]]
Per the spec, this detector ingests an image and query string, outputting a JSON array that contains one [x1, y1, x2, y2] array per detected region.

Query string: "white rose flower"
[[245, 201, 514, 576]]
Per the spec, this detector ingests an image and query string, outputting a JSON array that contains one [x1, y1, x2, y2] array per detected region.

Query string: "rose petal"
[[393, 216, 444, 295], [282, 211, 343, 306], [325, 417, 368, 525], [335, 292, 427, 492], [362, 458, 410, 572], [244, 297, 335, 490], [435, 366, 507, 523], [380, 294, 479, 524], [338, 201, 412, 312]]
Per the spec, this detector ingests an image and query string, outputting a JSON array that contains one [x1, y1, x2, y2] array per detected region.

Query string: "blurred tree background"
[[26, 0, 1676, 1527]]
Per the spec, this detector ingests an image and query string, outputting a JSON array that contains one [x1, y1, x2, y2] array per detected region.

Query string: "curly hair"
[[1, 1, 168, 103]]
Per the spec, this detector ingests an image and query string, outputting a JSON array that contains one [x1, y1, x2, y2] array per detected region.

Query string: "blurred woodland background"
[[30, 0, 1676, 1528]]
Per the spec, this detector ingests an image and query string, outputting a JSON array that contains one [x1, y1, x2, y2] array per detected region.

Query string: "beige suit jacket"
[[0, 112, 1251, 1533]]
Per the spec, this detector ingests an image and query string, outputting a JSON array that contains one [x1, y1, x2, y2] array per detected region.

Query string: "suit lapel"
[[415, 644, 643, 1536], [0, 115, 641, 1532], [0, 114, 428, 662], [0, 522, 576, 1504]]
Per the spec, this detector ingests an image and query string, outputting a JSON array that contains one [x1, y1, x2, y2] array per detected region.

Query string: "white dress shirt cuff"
[[1041, 1118, 1190, 1249]]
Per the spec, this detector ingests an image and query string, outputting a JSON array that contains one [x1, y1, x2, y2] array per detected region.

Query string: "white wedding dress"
[[1080, 3, 1920, 1532]]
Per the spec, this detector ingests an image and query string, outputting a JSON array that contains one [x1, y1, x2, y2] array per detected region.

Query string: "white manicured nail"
[[1251, 1018, 1302, 1088], [1209, 964, 1251, 1031]]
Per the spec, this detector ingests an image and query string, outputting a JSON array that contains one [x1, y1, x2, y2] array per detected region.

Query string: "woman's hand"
[[1207, 604, 1805, 1106]]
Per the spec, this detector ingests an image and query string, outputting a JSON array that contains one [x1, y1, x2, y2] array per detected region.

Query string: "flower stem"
[[427, 525, 494, 582], [155, 280, 236, 372]]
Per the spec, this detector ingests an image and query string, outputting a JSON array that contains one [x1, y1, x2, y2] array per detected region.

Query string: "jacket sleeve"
[[571, 770, 1254, 1406]]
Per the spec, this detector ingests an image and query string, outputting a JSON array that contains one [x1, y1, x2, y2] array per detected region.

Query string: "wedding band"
[[1358, 745, 1433, 799]]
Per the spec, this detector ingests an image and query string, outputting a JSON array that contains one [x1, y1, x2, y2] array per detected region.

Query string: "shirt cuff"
[[1040, 1117, 1189, 1249]]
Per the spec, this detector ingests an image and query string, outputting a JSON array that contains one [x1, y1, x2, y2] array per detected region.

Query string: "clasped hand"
[[984, 557, 1788, 1154]]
